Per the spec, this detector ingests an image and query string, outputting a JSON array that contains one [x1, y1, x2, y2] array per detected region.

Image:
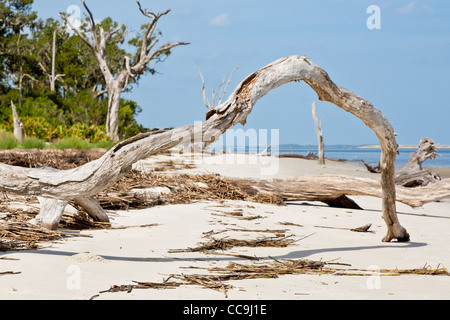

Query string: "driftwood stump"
[[395, 138, 441, 187]]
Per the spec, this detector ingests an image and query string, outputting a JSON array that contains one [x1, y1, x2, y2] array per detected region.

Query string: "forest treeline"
[[0, 0, 173, 143]]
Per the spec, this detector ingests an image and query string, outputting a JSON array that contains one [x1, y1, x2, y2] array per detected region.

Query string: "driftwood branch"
[[0, 55, 412, 242], [361, 159, 381, 173]]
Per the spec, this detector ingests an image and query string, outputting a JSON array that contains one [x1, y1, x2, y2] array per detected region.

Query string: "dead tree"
[[38, 30, 65, 91], [49, 30, 65, 91], [311, 101, 325, 165], [10, 101, 23, 143], [60, 0, 189, 142], [0, 55, 414, 242], [395, 137, 442, 187]]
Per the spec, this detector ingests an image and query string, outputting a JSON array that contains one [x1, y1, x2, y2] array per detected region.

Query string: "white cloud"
[[209, 13, 232, 27], [397, 1, 434, 15]]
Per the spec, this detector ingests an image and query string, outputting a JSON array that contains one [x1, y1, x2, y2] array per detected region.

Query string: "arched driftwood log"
[[0, 55, 409, 242]]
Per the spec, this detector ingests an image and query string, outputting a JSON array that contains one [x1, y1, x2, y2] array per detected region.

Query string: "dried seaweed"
[[168, 235, 297, 253], [0, 219, 65, 251], [0, 204, 110, 251], [0, 149, 105, 170], [98, 280, 183, 294], [93, 258, 450, 298]]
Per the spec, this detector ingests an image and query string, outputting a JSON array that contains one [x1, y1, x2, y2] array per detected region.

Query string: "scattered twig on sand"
[[278, 221, 304, 228], [0, 271, 21, 276], [207, 251, 262, 261], [314, 223, 372, 233]]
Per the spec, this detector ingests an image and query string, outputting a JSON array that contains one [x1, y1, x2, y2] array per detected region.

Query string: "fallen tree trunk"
[[0, 55, 409, 242], [225, 175, 450, 209], [395, 137, 441, 187]]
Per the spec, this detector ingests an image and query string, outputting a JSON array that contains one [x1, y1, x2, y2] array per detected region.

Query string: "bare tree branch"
[[132, 41, 189, 76], [218, 67, 238, 105], [123, 56, 135, 77], [198, 67, 238, 110], [198, 68, 212, 110], [59, 13, 95, 52], [81, 0, 99, 49]]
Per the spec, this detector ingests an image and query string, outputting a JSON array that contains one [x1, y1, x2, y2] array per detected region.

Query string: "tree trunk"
[[18, 66, 23, 109], [105, 83, 121, 142], [11, 101, 23, 143], [311, 101, 325, 165], [35, 197, 68, 230], [0, 55, 415, 242]]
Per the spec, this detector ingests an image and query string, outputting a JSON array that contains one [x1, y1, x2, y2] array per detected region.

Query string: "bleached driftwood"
[[395, 138, 441, 187], [0, 55, 411, 241], [311, 101, 325, 165], [226, 175, 450, 209]]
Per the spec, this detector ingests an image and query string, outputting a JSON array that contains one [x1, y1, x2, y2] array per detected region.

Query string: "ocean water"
[[227, 146, 450, 168]]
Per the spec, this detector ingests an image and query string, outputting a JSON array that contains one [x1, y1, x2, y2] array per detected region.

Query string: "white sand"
[[1, 154, 450, 300]]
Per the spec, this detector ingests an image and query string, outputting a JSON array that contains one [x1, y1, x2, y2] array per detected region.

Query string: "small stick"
[[315, 224, 372, 233]]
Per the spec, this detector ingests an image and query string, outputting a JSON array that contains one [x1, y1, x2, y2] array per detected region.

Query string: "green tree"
[[0, 0, 40, 106], [0, 0, 151, 143]]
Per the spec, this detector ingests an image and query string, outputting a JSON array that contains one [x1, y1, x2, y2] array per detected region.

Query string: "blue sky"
[[32, 0, 450, 146]]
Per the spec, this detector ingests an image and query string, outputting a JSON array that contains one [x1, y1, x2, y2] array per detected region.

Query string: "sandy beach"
[[1, 153, 450, 300]]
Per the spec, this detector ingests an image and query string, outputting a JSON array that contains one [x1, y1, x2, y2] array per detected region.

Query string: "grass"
[[52, 137, 115, 150], [52, 137, 92, 150], [20, 137, 46, 149], [91, 140, 115, 150], [0, 131, 19, 149], [0, 131, 115, 151]]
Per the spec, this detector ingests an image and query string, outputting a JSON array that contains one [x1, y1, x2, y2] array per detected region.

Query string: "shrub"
[[63, 123, 109, 142], [22, 117, 58, 141]]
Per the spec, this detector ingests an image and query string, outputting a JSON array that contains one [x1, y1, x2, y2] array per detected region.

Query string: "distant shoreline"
[[358, 144, 450, 149]]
